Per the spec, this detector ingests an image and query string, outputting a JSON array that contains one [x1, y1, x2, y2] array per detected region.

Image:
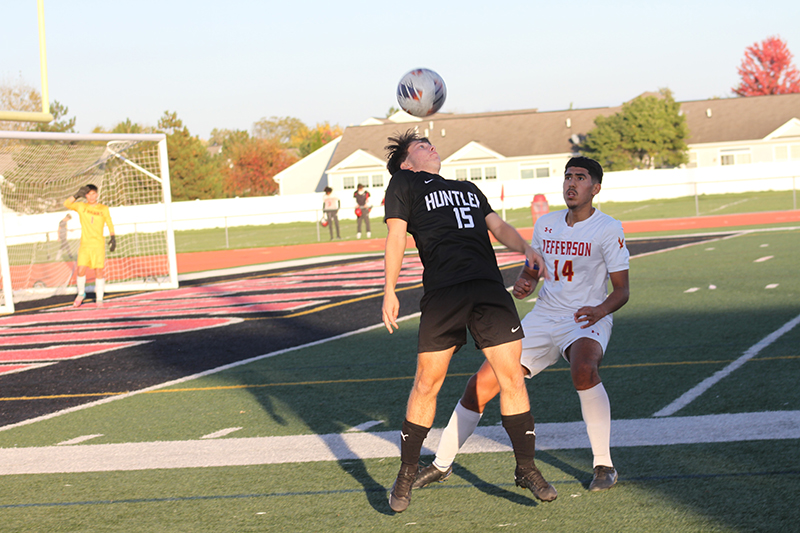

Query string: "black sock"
[[400, 419, 430, 471], [501, 411, 536, 473]]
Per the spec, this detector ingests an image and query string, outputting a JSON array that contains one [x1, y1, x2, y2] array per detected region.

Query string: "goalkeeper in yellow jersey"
[[64, 184, 116, 308]]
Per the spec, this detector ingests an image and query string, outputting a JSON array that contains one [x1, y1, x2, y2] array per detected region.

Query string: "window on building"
[[470, 168, 482, 181], [484, 167, 497, 180], [455, 169, 468, 181], [371, 174, 384, 188], [687, 152, 698, 168], [520, 163, 550, 179], [343, 176, 355, 189], [775, 144, 800, 161], [357, 176, 369, 187], [720, 149, 751, 166]]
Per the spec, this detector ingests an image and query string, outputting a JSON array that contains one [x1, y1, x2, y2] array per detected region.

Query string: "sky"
[[2, 1, 800, 140]]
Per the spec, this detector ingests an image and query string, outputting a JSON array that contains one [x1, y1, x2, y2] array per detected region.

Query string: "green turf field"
[[0, 227, 798, 532]]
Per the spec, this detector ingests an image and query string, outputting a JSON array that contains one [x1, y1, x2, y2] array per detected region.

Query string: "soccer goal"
[[0, 131, 178, 314]]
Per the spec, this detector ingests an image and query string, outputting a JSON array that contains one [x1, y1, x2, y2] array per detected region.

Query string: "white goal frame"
[[0, 131, 178, 314]]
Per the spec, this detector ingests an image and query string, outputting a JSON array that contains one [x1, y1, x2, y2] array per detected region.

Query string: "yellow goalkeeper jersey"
[[64, 199, 115, 247]]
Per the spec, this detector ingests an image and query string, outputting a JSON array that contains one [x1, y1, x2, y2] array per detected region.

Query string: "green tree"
[[29, 100, 76, 133], [158, 111, 223, 201], [580, 89, 688, 171], [209, 128, 250, 152]]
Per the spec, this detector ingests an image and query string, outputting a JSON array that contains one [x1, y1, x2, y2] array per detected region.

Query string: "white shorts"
[[519, 312, 613, 378]]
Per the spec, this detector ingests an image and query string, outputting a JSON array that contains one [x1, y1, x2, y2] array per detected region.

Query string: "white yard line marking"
[[346, 420, 384, 433], [1, 411, 797, 475], [653, 313, 800, 417], [754, 255, 774, 262], [56, 434, 104, 446], [708, 198, 750, 213], [766, 284, 780, 289], [201, 427, 243, 439], [684, 287, 700, 293]]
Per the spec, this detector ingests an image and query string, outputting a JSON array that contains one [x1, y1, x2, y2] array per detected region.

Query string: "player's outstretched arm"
[[485, 212, 545, 273], [574, 269, 630, 328], [382, 218, 408, 333]]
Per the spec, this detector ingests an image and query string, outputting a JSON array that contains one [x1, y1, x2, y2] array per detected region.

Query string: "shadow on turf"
[[450, 463, 541, 507]]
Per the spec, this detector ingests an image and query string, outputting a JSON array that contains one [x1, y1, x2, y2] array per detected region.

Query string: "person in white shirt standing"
[[414, 156, 630, 492]]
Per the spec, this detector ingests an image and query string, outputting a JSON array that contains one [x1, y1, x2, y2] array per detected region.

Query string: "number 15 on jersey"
[[453, 207, 474, 229]]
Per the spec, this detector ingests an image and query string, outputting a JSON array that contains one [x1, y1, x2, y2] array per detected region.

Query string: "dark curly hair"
[[385, 129, 429, 176]]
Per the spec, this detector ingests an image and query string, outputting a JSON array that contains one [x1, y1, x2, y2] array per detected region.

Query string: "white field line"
[[708, 198, 750, 213], [201, 427, 243, 439], [0, 410, 797, 475], [654, 312, 800, 417]]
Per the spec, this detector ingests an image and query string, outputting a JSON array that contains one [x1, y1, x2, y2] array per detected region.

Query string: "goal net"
[[0, 131, 178, 314]]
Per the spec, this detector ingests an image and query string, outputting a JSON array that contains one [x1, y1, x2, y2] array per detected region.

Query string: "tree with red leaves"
[[222, 137, 297, 197], [733, 36, 800, 96]]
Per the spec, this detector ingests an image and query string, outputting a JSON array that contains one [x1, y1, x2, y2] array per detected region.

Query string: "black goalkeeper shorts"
[[417, 279, 524, 354]]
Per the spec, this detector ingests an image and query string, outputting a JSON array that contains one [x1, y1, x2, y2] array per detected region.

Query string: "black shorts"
[[418, 279, 524, 354]]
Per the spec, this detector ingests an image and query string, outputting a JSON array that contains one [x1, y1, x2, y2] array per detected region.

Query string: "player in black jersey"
[[382, 130, 555, 513]]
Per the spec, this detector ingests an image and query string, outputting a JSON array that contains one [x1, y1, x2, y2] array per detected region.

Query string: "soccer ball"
[[396, 69, 447, 117]]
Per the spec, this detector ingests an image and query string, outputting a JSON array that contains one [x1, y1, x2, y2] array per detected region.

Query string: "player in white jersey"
[[414, 156, 630, 492]]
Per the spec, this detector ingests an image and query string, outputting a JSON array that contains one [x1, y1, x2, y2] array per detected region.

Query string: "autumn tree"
[[0, 76, 41, 131], [0, 77, 75, 133], [252, 116, 308, 147], [158, 111, 223, 201], [580, 89, 689, 171], [297, 122, 343, 158], [221, 137, 297, 197], [733, 36, 800, 96]]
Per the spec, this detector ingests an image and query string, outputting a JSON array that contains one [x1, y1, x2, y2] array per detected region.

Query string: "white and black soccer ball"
[[396, 68, 447, 117]]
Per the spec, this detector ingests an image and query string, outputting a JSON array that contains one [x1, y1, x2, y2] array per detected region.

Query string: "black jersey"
[[384, 169, 503, 292]]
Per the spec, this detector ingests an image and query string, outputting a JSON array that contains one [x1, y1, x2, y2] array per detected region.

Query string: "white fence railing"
[[3, 161, 799, 246]]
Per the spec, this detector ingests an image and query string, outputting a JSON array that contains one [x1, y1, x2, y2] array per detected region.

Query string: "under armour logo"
[[511, 326, 521, 333], [526, 430, 536, 436], [618, 237, 624, 249], [544, 227, 553, 233], [401, 432, 409, 441]]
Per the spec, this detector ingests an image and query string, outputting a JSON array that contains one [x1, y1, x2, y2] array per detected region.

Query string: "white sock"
[[578, 383, 613, 468], [77, 276, 86, 296], [433, 401, 482, 471], [96, 278, 105, 303]]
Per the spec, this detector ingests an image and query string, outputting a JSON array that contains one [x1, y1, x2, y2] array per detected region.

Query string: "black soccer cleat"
[[412, 463, 453, 489], [389, 465, 417, 513], [515, 466, 558, 502], [588, 465, 618, 491]]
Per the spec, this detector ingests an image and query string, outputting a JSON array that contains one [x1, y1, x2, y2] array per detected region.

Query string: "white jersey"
[[531, 208, 629, 318]]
